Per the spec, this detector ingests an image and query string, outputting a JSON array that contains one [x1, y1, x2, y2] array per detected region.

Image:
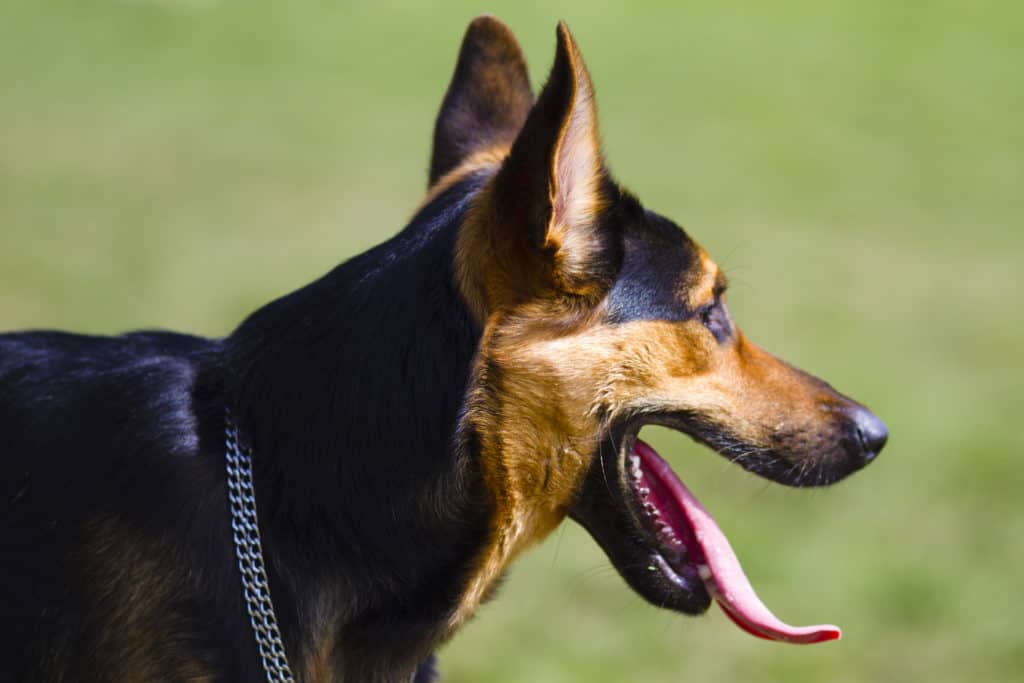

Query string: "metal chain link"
[[225, 409, 297, 683]]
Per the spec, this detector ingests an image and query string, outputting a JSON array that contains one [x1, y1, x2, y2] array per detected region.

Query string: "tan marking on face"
[[449, 308, 721, 626], [682, 249, 725, 310], [449, 278, 854, 627]]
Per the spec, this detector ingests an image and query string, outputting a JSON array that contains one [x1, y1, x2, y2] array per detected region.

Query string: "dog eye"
[[699, 303, 714, 326], [698, 299, 731, 342]]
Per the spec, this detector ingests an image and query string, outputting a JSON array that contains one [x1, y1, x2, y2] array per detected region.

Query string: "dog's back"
[[0, 330, 212, 488], [1, 331, 209, 453]]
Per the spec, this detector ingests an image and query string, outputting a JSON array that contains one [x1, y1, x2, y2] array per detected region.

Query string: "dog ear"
[[489, 21, 616, 296], [429, 15, 534, 185]]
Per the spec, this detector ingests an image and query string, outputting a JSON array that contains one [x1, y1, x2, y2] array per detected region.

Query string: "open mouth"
[[572, 420, 841, 645], [628, 436, 839, 643]]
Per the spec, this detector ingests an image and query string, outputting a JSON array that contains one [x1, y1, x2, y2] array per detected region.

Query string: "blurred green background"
[[2, 1, 1022, 681]]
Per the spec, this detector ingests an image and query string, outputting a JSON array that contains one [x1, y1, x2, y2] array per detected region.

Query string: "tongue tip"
[[716, 598, 843, 645], [814, 627, 843, 643], [796, 626, 842, 644]]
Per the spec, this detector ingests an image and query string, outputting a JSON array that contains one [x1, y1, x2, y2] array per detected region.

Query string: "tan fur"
[[453, 25, 610, 327], [417, 145, 510, 215], [447, 24, 622, 627], [683, 250, 727, 309], [87, 527, 346, 683], [545, 23, 610, 291], [297, 589, 343, 683], [449, 252, 844, 626], [82, 518, 213, 682]]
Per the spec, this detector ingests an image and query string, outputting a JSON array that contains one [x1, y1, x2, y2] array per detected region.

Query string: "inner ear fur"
[[489, 21, 619, 298], [429, 15, 534, 185]]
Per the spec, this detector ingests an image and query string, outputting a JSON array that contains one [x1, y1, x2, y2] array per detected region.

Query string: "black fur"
[[603, 204, 733, 343], [605, 205, 701, 324], [430, 17, 534, 184], [0, 176, 491, 682]]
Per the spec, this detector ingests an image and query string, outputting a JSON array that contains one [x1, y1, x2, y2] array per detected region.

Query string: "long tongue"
[[633, 440, 841, 644]]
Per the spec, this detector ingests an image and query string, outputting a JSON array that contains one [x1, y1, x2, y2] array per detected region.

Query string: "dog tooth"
[[697, 564, 712, 581]]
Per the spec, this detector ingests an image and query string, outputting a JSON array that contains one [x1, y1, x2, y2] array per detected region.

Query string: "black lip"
[[568, 405, 877, 614], [568, 421, 711, 615], [629, 411, 791, 483], [638, 410, 874, 488]]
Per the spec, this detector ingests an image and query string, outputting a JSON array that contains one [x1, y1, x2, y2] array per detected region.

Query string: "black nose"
[[851, 407, 888, 462]]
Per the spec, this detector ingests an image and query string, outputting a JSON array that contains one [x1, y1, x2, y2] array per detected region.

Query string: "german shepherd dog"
[[0, 16, 887, 683]]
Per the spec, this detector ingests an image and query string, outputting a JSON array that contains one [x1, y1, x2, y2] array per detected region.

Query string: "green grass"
[[2, 1, 1022, 681]]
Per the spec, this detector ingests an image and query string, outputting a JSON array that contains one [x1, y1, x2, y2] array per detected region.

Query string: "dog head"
[[431, 17, 887, 631]]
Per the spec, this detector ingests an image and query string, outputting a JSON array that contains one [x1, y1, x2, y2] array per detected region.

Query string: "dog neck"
[[222, 175, 492, 678]]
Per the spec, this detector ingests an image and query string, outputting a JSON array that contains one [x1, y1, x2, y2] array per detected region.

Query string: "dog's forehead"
[[604, 210, 715, 323]]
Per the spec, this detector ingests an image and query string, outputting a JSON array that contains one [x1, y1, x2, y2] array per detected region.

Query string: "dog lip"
[[622, 437, 706, 587], [608, 419, 711, 609]]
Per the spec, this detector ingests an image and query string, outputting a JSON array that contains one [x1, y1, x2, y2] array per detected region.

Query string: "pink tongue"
[[633, 440, 841, 645]]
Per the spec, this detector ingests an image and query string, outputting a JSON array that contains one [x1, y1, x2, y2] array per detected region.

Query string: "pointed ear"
[[491, 21, 615, 293], [429, 16, 534, 185]]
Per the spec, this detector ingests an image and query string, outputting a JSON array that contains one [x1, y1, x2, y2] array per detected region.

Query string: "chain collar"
[[225, 409, 297, 683]]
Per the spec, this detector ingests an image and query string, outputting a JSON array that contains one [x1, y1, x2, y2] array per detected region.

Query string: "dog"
[[0, 16, 887, 682]]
